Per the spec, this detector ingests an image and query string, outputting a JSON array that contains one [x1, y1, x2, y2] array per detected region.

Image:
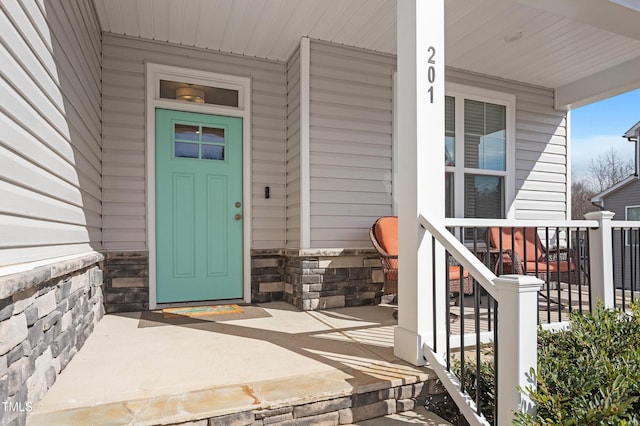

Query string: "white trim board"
[[392, 71, 398, 216], [145, 63, 252, 309], [299, 37, 311, 249]]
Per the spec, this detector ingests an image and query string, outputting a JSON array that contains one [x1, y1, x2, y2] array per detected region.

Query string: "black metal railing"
[[612, 226, 640, 310], [445, 256, 498, 424], [445, 225, 592, 326], [430, 229, 498, 424]]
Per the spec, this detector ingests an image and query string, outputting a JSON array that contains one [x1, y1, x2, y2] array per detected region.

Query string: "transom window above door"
[[444, 86, 515, 221], [174, 123, 225, 161], [160, 80, 239, 107]]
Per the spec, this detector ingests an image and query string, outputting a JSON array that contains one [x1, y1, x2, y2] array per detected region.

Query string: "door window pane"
[[464, 100, 506, 171], [175, 142, 199, 158], [202, 127, 225, 143], [174, 124, 199, 141], [202, 145, 224, 160]]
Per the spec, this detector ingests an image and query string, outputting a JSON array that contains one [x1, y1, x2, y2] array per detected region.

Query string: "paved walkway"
[[28, 302, 440, 425]]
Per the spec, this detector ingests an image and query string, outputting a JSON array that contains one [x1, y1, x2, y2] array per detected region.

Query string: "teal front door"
[[155, 109, 243, 303]]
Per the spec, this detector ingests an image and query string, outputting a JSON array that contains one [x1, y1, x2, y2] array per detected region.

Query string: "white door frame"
[[145, 63, 252, 309]]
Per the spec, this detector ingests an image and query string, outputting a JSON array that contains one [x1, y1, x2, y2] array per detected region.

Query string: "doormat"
[[162, 304, 244, 318], [138, 305, 271, 328]]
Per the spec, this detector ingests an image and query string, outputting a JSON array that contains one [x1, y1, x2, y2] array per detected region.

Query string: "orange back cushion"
[[489, 227, 540, 262], [374, 217, 398, 256]]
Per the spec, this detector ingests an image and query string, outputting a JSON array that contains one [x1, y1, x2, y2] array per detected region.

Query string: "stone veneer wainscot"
[[102, 249, 384, 312], [0, 253, 104, 426]]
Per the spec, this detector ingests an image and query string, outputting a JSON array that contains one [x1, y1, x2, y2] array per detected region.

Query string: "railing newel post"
[[494, 274, 543, 424], [584, 211, 616, 310]]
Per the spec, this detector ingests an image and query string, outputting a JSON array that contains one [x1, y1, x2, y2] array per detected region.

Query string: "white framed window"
[[627, 206, 640, 221], [445, 84, 516, 221], [625, 206, 640, 246]]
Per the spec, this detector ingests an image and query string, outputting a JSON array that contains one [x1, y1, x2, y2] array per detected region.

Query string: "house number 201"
[[427, 46, 436, 103]]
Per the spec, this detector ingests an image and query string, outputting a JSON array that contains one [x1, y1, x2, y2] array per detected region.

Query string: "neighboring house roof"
[[591, 175, 639, 204], [593, 120, 640, 204], [623, 120, 640, 139]]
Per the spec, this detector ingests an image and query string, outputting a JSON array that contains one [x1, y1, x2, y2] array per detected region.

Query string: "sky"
[[571, 89, 640, 181]]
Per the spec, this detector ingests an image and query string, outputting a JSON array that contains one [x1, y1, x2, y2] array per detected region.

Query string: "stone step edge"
[[28, 370, 443, 426]]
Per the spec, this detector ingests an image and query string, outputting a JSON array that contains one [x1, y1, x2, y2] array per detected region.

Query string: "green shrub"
[[444, 303, 640, 425], [428, 348, 495, 425], [454, 348, 495, 424], [516, 302, 640, 425]]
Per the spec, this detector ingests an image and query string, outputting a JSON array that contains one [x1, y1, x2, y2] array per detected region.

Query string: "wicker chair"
[[488, 227, 580, 285], [369, 216, 473, 296]]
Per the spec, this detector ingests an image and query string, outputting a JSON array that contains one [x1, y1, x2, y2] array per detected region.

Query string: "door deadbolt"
[[235, 201, 241, 208], [234, 214, 242, 221]]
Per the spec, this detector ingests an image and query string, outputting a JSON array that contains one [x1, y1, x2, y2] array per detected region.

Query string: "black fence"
[[612, 226, 640, 310]]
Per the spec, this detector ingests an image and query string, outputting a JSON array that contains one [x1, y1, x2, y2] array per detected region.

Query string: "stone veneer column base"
[[283, 249, 385, 311], [251, 250, 286, 303], [0, 252, 104, 426], [103, 251, 149, 313]]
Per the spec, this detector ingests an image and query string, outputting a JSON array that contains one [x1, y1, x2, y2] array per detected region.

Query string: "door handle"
[[234, 214, 242, 221]]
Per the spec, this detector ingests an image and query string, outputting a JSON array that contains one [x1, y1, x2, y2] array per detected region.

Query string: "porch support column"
[[584, 210, 616, 309], [394, 0, 446, 366], [495, 275, 543, 420]]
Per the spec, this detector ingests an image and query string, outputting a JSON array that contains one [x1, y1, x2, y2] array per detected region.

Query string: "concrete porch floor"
[[27, 302, 446, 425]]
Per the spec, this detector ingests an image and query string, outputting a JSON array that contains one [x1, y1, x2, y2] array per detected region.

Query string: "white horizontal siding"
[[308, 40, 394, 248], [286, 45, 301, 248], [101, 34, 287, 249], [303, 45, 567, 249], [0, 0, 102, 266], [447, 68, 568, 220]]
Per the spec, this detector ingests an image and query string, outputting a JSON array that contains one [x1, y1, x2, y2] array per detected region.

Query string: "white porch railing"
[[417, 211, 637, 426]]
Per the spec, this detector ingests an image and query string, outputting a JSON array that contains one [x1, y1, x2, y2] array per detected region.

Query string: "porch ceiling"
[[93, 0, 640, 108]]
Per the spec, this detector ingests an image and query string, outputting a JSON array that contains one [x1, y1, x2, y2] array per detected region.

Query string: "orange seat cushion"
[[524, 260, 575, 273], [374, 217, 398, 256], [449, 266, 469, 280]]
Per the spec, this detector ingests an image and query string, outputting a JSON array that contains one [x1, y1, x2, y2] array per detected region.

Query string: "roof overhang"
[[92, 0, 640, 110], [555, 57, 640, 110]]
